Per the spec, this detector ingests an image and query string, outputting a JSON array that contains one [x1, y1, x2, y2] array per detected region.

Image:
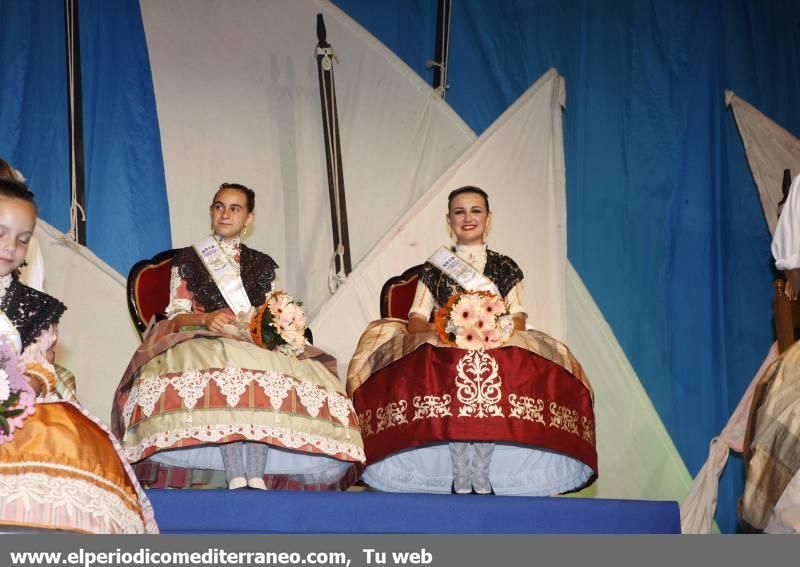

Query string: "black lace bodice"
[[418, 249, 524, 307], [0, 280, 66, 349], [175, 244, 279, 312]]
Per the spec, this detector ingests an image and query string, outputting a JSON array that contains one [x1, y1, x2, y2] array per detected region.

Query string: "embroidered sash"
[[427, 247, 501, 296], [0, 308, 22, 354], [192, 236, 253, 317]]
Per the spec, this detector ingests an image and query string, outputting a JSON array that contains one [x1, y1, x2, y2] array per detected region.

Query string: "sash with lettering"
[[427, 246, 500, 296], [348, 246, 598, 494], [193, 236, 253, 330]]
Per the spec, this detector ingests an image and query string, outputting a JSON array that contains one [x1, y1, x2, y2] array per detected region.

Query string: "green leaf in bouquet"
[[259, 308, 284, 351], [1, 391, 19, 409], [0, 414, 9, 435]]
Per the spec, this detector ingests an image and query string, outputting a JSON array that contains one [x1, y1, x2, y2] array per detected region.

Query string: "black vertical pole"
[[64, 0, 87, 244], [315, 14, 352, 279], [431, 0, 452, 99]]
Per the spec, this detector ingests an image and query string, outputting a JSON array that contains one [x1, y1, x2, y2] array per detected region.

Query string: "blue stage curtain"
[[333, 0, 437, 84], [0, 0, 171, 276], [335, 0, 800, 532], [77, 0, 171, 275], [0, 1, 70, 231]]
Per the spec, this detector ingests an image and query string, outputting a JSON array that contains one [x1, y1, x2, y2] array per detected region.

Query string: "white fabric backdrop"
[[36, 0, 691, 505], [37, 220, 140, 420], [311, 68, 568, 377], [41, 0, 477, 424], [726, 90, 800, 234], [140, 0, 473, 319]]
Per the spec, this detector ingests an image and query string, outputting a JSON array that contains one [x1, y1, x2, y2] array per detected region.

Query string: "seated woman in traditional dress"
[[740, 172, 800, 532], [113, 183, 364, 490], [0, 178, 157, 533], [348, 186, 597, 495]]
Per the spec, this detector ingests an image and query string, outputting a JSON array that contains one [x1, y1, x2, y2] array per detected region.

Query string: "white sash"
[[193, 235, 253, 317], [0, 309, 22, 354], [427, 246, 501, 296]]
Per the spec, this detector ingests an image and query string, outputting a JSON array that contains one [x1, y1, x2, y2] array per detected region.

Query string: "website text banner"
[[0, 535, 796, 567]]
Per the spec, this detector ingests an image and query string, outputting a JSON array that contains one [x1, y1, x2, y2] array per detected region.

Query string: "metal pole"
[[64, 0, 87, 245], [315, 14, 352, 288], [430, 0, 452, 99]]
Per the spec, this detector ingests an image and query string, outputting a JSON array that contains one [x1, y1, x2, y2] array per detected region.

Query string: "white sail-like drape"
[[725, 90, 800, 234], [140, 0, 474, 320], [40, 0, 690, 506]]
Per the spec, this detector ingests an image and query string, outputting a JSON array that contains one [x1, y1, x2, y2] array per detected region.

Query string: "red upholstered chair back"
[[127, 249, 179, 338], [380, 265, 425, 320]]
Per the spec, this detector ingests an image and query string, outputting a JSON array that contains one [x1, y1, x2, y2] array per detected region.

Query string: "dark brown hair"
[[0, 177, 37, 213], [0, 159, 16, 178], [216, 182, 255, 212], [447, 185, 490, 212]]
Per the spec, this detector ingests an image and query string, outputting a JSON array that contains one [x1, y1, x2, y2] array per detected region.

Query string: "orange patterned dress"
[[0, 276, 157, 533]]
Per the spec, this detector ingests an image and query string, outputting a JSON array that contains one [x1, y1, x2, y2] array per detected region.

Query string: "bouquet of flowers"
[[0, 337, 35, 444], [249, 291, 307, 356], [435, 290, 514, 351]]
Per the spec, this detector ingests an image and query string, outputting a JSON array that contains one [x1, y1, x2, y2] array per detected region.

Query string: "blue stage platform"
[[147, 490, 680, 534]]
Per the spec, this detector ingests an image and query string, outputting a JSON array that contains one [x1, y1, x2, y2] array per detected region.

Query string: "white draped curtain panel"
[[41, 0, 691, 507], [140, 0, 473, 320], [726, 90, 800, 235]]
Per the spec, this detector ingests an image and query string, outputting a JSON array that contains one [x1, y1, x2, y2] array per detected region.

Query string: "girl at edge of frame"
[[0, 177, 158, 533]]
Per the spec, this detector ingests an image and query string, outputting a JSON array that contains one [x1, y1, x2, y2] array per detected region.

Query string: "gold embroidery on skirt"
[[508, 395, 546, 424], [581, 416, 595, 444], [412, 394, 453, 421], [376, 401, 408, 432], [549, 402, 579, 435], [358, 410, 374, 437]]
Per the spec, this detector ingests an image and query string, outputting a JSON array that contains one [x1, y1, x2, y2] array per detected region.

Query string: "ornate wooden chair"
[[380, 264, 425, 320], [126, 248, 315, 343], [127, 249, 179, 339]]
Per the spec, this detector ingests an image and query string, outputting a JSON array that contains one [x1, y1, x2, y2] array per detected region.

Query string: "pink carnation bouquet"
[[248, 291, 307, 356], [435, 290, 514, 350], [0, 336, 36, 445]]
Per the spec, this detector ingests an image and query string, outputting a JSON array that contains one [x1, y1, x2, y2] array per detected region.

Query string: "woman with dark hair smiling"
[[348, 185, 597, 496], [114, 183, 364, 491]]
